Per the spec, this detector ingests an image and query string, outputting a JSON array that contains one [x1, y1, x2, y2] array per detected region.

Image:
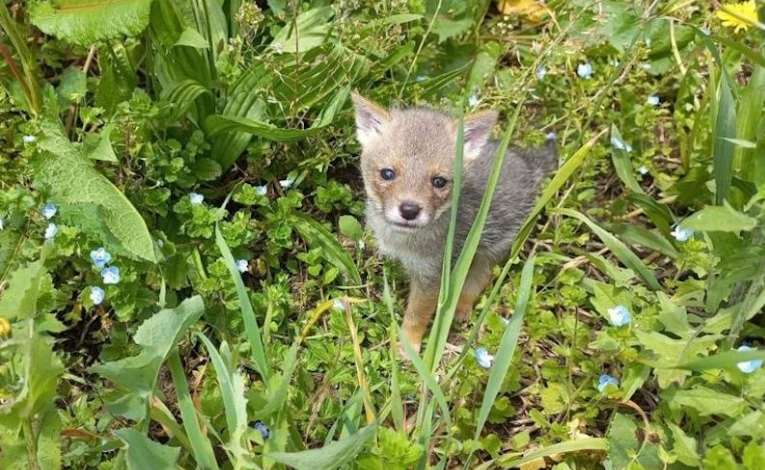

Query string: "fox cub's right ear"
[[351, 92, 390, 149]]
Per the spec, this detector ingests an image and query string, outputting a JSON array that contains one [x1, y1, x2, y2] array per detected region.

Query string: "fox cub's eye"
[[431, 176, 448, 189], [380, 168, 396, 181]]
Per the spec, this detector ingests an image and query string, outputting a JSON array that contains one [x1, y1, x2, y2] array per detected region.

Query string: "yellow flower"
[[497, 0, 549, 23], [716, 1, 759, 33]]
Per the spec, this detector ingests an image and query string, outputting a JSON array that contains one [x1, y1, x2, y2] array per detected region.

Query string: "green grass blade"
[[294, 215, 362, 285], [474, 255, 535, 440], [610, 124, 644, 194], [267, 423, 378, 470], [677, 348, 765, 371], [196, 334, 246, 440], [558, 208, 661, 290], [479, 437, 608, 470], [167, 350, 220, 470], [382, 272, 405, 433], [215, 225, 271, 380]]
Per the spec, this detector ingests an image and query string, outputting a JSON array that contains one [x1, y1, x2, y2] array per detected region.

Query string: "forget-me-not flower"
[[253, 420, 271, 440], [475, 347, 494, 369], [536, 66, 547, 80], [44, 223, 58, 240], [90, 287, 105, 306], [22, 135, 37, 144], [333, 298, 345, 311], [255, 185, 268, 196], [41, 202, 57, 220], [597, 374, 619, 392], [737, 345, 763, 374], [189, 192, 204, 205], [638, 165, 649, 175], [671, 225, 694, 242], [577, 63, 593, 79], [646, 95, 660, 106], [102, 266, 121, 285], [610, 135, 633, 153], [236, 259, 249, 273], [90, 247, 112, 270], [607, 305, 631, 327], [279, 178, 294, 189], [468, 94, 480, 107]]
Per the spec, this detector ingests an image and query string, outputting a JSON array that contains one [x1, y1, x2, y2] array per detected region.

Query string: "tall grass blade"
[[267, 423, 378, 470], [474, 256, 535, 439], [476, 437, 608, 470], [382, 273, 405, 433], [215, 225, 270, 380]]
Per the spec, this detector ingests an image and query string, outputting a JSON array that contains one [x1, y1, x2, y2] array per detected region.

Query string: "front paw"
[[398, 329, 422, 360]]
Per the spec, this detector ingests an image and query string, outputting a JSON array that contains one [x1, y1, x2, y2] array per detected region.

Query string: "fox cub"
[[351, 93, 556, 353]]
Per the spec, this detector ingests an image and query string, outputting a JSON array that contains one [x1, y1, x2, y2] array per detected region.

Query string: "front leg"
[[401, 278, 438, 354], [455, 257, 493, 323]]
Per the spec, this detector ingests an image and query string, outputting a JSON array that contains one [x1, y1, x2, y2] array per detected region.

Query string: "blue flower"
[[597, 374, 619, 392], [22, 135, 37, 144], [646, 95, 660, 106], [90, 287, 105, 306], [474, 347, 494, 369], [41, 202, 57, 220], [255, 185, 268, 196], [236, 259, 249, 273], [638, 165, 649, 175], [90, 247, 113, 270], [102, 266, 121, 285], [610, 135, 633, 153], [0, 217, 4, 231], [189, 192, 204, 205], [671, 225, 694, 242], [545, 131, 557, 142], [536, 66, 547, 80], [279, 178, 294, 189], [607, 305, 631, 327], [577, 62, 593, 79], [415, 75, 428, 83], [44, 223, 58, 240], [468, 95, 480, 107], [736, 345, 763, 374], [253, 420, 271, 440], [333, 298, 345, 311]]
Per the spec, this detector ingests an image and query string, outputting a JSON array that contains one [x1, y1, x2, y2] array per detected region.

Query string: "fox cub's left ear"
[[351, 92, 390, 149], [462, 110, 498, 161]]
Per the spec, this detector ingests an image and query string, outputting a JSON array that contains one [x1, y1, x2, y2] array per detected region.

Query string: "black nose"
[[399, 202, 421, 221]]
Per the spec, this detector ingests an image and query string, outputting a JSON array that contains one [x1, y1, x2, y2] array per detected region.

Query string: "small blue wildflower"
[[44, 223, 58, 240], [597, 374, 619, 392], [638, 165, 649, 175], [577, 62, 593, 79], [474, 347, 494, 369], [607, 305, 631, 327], [646, 95, 660, 106], [536, 65, 547, 80], [271, 42, 284, 54], [253, 420, 271, 440], [468, 95, 480, 107], [236, 259, 249, 273], [279, 178, 294, 189], [415, 75, 428, 83], [671, 225, 694, 242], [545, 131, 557, 142], [102, 266, 121, 285], [23, 135, 37, 144], [736, 345, 763, 374], [90, 247, 112, 270], [41, 202, 57, 220], [189, 192, 204, 205], [610, 135, 632, 153], [255, 185, 268, 196], [501, 317, 511, 326], [333, 298, 345, 311], [640, 63, 652, 71], [90, 287, 105, 306]]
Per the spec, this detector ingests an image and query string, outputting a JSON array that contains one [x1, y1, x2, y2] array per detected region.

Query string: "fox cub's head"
[[351, 92, 496, 231]]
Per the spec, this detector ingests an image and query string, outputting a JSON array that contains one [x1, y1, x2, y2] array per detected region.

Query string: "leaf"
[[475, 256, 535, 439], [0, 260, 44, 321], [609, 125, 643, 194], [558, 208, 661, 290], [606, 413, 639, 470], [609, 223, 678, 258], [677, 348, 765, 371], [205, 114, 325, 141], [85, 125, 118, 162], [709, 44, 738, 204], [293, 215, 361, 284], [682, 202, 757, 234], [671, 386, 746, 417], [722, 137, 757, 148], [487, 438, 608, 469], [215, 226, 271, 380], [30, 0, 155, 46], [174, 27, 209, 49], [267, 423, 377, 470], [115, 429, 180, 470], [91, 296, 205, 419], [56, 66, 87, 103], [34, 124, 156, 262], [338, 215, 364, 241], [270, 6, 334, 53], [160, 79, 212, 122], [668, 423, 700, 466]]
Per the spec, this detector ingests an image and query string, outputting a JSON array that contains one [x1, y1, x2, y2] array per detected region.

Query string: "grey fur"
[[360, 106, 557, 286]]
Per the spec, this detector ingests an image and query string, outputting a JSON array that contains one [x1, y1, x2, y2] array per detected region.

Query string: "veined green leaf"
[[478, 437, 607, 470], [610, 124, 644, 194], [293, 215, 361, 285], [30, 0, 155, 46], [270, 6, 334, 54], [115, 429, 180, 470], [267, 423, 377, 470], [677, 348, 765, 370], [681, 202, 757, 234], [205, 114, 325, 141]]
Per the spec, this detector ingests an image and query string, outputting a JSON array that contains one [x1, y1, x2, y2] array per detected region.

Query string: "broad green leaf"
[[270, 6, 334, 53], [610, 125, 643, 193], [475, 256, 534, 439], [115, 429, 180, 470], [671, 386, 746, 417], [175, 27, 209, 49], [160, 79, 212, 121], [677, 348, 765, 371], [205, 114, 325, 141], [0, 260, 44, 321], [558, 208, 661, 290], [84, 125, 118, 162], [34, 124, 156, 262], [706, 40, 737, 204], [485, 437, 607, 470], [293, 215, 361, 285], [267, 423, 377, 470], [30, 0, 155, 46], [338, 215, 364, 241], [669, 423, 700, 466], [682, 202, 757, 234], [606, 413, 639, 470], [56, 66, 87, 103], [657, 292, 691, 337]]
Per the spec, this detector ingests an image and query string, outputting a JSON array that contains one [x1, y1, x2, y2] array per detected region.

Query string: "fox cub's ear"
[[462, 110, 498, 161], [351, 92, 390, 149]]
